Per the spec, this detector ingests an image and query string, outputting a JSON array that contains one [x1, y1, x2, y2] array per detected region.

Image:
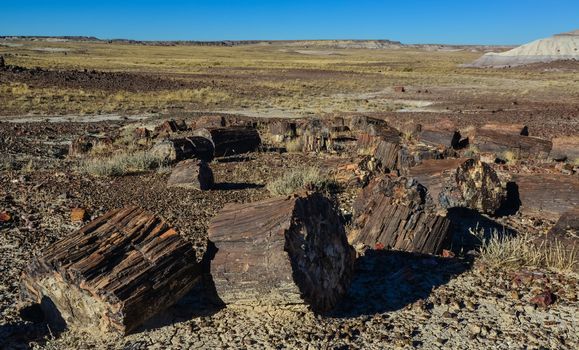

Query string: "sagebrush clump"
[[267, 167, 338, 196]]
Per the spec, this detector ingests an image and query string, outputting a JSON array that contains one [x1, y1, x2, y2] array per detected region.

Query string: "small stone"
[[468, 324, 481, 335], [509, 290, 520, 300], [0, 212, 12, 223], [71, 207, 87, 222], [465, 300, 476, 311]]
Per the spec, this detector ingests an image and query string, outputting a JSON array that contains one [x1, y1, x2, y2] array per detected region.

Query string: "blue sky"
[[1, 0, 577, 45]]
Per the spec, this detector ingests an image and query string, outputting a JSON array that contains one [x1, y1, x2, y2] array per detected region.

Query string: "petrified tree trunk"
[[548, 207, 578, 236], [193, 127, 261, 156], [469, 129, 552, 160], [514, 174, 579, 221], [208, 193, 355, 312], [356, 125, 402, 172], [350, 176, 452, 255], [397, 144, 456, 174], [480, 123, 529, 136], [408, 158, 504, 214], [190, 115, 226, 129], [20, 206, 201, 335], [167, 159, 214, 190], [268, 120, 297, 143], [550, 136, 579, 162], [69, 134, 114, 157], [150, 136, 215, 163], [419, 120, 462, 149]]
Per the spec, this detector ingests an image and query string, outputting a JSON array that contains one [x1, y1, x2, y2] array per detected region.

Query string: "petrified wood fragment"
[[514, 174, 579, 221], [20, 206, 201, 334], [193, 127, 261, 156], [408, 158, 504, 214], [208, 193, 355, 312], [167, 159, 214, 190], [350, 176, 452, 255], [150, 136, 215, 163], [469, 129, 552, 160]]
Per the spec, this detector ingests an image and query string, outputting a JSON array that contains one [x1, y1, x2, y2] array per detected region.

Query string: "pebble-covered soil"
[[0, 111, 577, 349]]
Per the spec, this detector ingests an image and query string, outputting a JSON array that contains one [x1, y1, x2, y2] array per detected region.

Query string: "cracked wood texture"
[[350, 176, 452, 255], [514, 174, 579, 221], [20, 206, 201, 335], [208, 193, 355, 312], [408, 158, 504, 214], [192, 126, 261, 157]]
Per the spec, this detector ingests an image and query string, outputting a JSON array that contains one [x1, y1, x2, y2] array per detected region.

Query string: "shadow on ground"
[[213, 182, 264, 190], [0, 303, 64, 350], [330, 250, 472, 317]]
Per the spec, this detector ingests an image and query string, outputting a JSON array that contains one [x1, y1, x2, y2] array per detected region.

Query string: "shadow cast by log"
[[329, 250, 472, 317], [212, 182, 265, 190]]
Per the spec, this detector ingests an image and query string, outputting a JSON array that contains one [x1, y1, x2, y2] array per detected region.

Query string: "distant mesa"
[[466, 29, 579, 68]]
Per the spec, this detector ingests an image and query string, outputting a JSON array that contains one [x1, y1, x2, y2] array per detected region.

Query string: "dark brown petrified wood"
[[350, 176, 452, 255], [150, 136, 215, 163], [167, 159, 214, 190], [514, 174, 579, 221], [408, 158, 505, 214], [20, 206, 201, 335], [192, 127, 261, 157], [469, 129, 552, 160], [207, 192, 355, 312]]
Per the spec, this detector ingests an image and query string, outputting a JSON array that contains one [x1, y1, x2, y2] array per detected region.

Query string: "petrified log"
[[350, 176, 452, 255], [550, 136, 579, 162], [356, 124, 402, 172], [548, 207, 578, 236], [469, 129, 552, 160], [419, 120, 461, 149], [193, 127, 261, 156], [20, 206, 201, 334], [408, 158, 504, 214], [190, 115, 226, 129], [208, 193, 355, 312], [397, 144, 456, 174], [69, 133, 114, 157], [154, 119, 188, 134], [480, 123, 529, 136], [348, 115, 388, 133], [514, 174, 579, 221], [167, 159, 214, 190], [150, 136, 215, 163], [268, 120, 297, 143]]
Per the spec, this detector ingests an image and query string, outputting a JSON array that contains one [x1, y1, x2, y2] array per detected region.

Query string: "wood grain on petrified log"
[[514, 174, 579, 221], [350, 176, 452, 255], [192, 127, 261, 157], [470, 129, 552, 160], [208, 193, 355, 312], [20, 206, 201, 335], [408, 158, 504, 214], [479, 123, 529, 136]]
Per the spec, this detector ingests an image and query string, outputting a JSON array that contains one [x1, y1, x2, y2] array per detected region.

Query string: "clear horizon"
[[1, 0, 578, 45]]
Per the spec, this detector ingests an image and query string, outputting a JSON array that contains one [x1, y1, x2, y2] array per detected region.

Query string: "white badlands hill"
[[468, 30, 579, 67]]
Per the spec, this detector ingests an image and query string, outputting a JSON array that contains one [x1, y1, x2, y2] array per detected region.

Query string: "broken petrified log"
[[68, 133, 114, 157], [408, 158, 504, 214], [154, 119, 188, 135], [356, 124, 402, 172], [190, 115, 226, 129], [479, 123, 529, 136], [419, 120, 462, 149], [192, 127, 261, 157], [350, 176, 452, 255], [513, 174, 579, 221], [268, 120, 297, 143], [208, 193, 355, 312], [167, 159, 214, 190], [150, 136, 215, 163], [20, 206, 201, 335], [550, 136, 579, 162], [469, 129, 552, 160], [548, 207, 578, 236]]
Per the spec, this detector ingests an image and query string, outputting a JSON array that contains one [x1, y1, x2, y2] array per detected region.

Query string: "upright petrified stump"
[[193, 127, 261, 157], [350, 176, 452, 255], [20, 206, 201, 335], [208, 193, 355, 312], [150, 136, 215, 163], [408, 158, 504, 214], [167, 159, 214, 190], [514, 174, 579, 221]]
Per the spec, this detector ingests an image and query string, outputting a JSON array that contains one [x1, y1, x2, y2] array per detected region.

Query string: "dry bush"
[[79, 151, 168, 177], [285, 138, 304, 153], [469, 227, 577, 274], [500, 150, 518, 164], [267, 167, 338, 196]]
